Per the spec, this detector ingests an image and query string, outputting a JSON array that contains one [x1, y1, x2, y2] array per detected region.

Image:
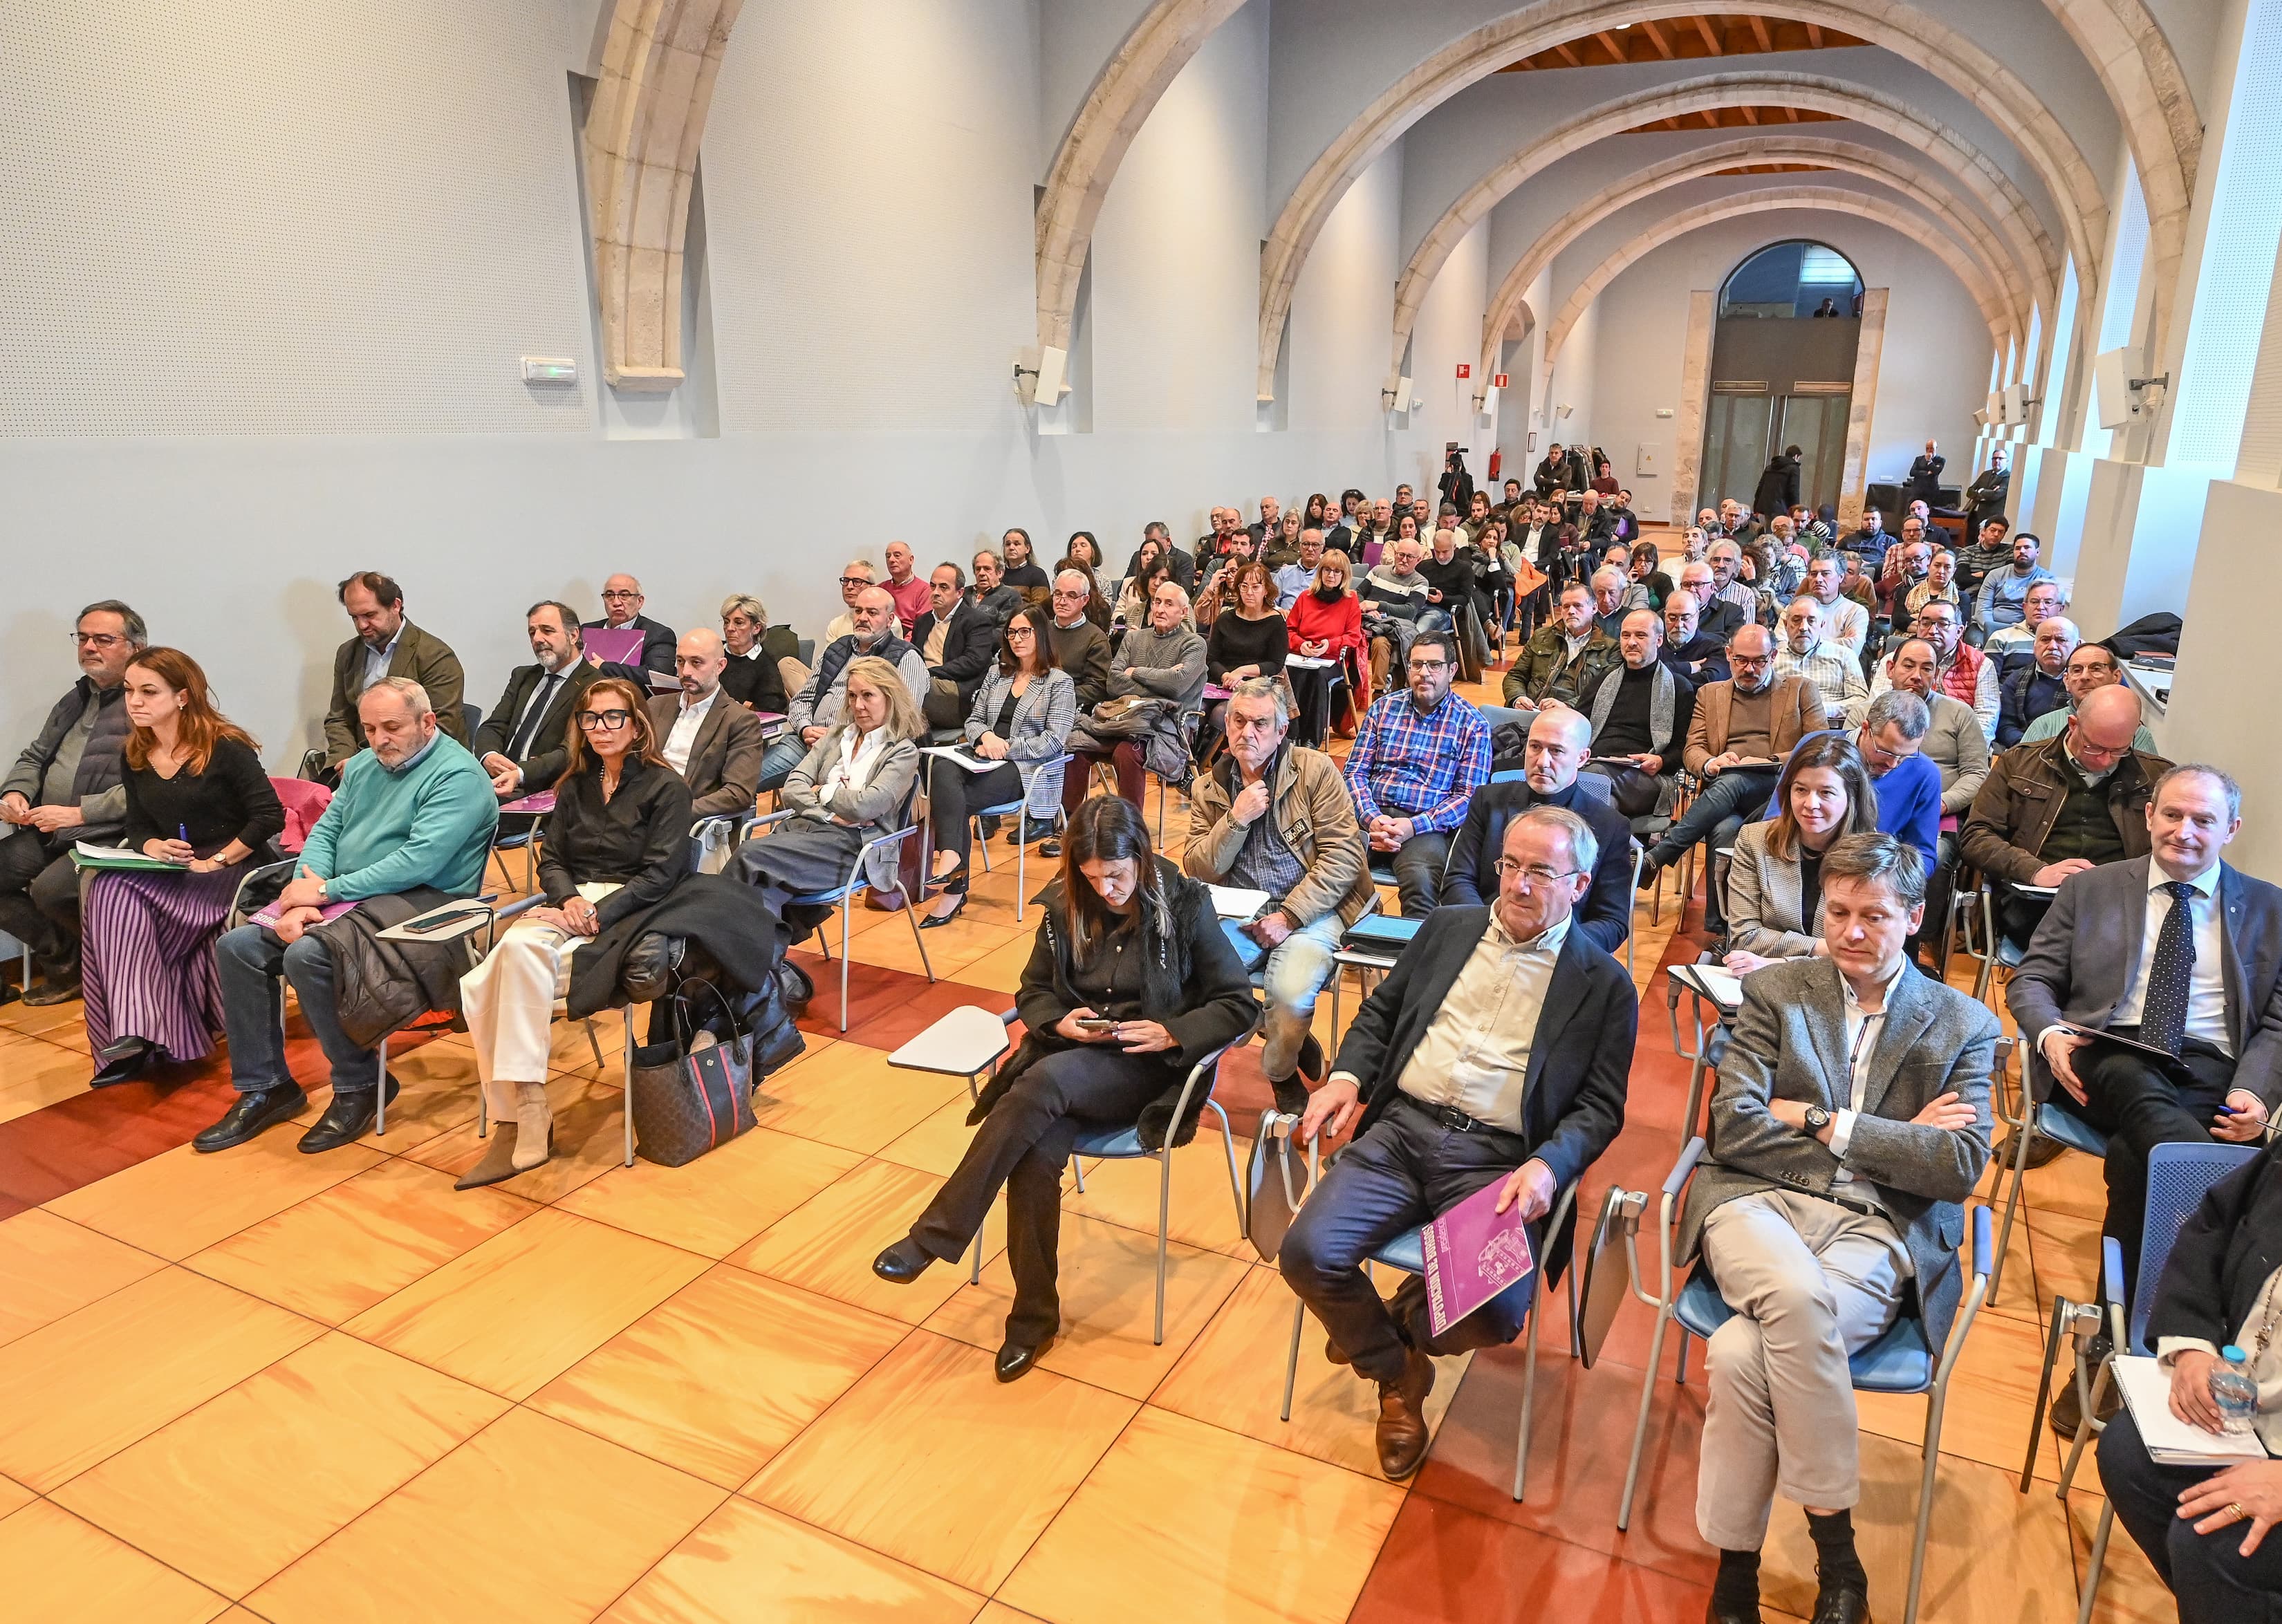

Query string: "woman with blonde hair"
[[718, 592, 799, 712], [82, 648, 286, 1087], [456, 676, 692, 1186]]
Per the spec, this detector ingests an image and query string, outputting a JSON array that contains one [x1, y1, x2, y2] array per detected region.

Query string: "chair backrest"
[[2131, 1141, 2261, 1354], [270, 777, 333, 855], [1488, 767, 1527, 784], [797, 637, 816, 665], [1568, 770, 1615, 808]]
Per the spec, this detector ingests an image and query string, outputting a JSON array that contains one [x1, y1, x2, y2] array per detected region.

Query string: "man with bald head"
[[766, 586, 929, 790], [880, 541, 930, 635], [1579, 609, 1693, 817], [1440, 707, 1633, 953], [648, 628, 766, 823], [1680, 559, 1747, 645], [1996, 615, 2079, 747], [1962, 684, 2173, 950], [583, 573, 677, 677]]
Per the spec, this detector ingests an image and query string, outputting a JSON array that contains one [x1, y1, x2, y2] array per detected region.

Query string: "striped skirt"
[[82, 866, 244, 1061]]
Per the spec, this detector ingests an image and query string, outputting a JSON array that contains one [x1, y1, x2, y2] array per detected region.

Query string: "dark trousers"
[[1062, 743, 1144, 814], [1996, 882, 2056, 951], [1904, 832, 1958, 964], [1384, 831, 1451, 917], [922, 678, 967, 733], [1288, 663, 1336, 747], [1279, 1096, 1543, 1382], [2056, 1027, 2234, 1298], [2098, 1410, 2282, 1621], [0, 827, 81, 978], [214, 922, 382, 1098], [910, 1045, 1176, 1345], [1652, 767, 1780, 933], [1582, 760, 1662, 818], [926, 759, 1025, 866]]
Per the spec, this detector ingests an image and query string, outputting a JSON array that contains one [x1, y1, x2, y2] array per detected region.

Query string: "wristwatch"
[[1803, 1105, 1833, 1133]]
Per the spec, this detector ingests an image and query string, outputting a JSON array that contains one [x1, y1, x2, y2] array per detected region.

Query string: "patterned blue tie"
[[2140, 881, 2198, 1056]]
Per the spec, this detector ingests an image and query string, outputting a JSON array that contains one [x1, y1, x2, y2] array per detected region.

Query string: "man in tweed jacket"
[[1680, 833, 1998, 1624]]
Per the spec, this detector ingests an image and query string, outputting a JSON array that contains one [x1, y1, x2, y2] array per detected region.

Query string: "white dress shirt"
[[360, 625, 404, 691], [2113, 862, 2231, 1054], [1374, 913, 1567, 1134], [1826, 960, 1901, 1220], [662, 687, 718, 775]]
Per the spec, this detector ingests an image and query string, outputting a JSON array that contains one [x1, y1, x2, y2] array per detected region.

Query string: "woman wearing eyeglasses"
[[1722, 736, 1879, 975], [456, 678, 691, 1188], [736, 655, 922, 932], [872, 796, 1257, 1381], [920, 610, 1074, 927]]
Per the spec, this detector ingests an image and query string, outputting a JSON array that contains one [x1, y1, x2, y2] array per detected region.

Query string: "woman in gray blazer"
[[1724, 734, 1879, 973], [922, 608, 1076, 926]]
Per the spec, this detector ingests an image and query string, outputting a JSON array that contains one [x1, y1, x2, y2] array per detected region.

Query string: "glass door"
[[1779, 393, 1850, 514]]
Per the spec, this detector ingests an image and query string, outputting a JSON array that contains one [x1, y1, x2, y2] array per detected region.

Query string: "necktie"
[[508, 672, 559, 760], [2139, 881, 2198, 1056]]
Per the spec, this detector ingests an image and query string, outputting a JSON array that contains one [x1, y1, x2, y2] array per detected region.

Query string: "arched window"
[[1718, 239, 1864, 319]]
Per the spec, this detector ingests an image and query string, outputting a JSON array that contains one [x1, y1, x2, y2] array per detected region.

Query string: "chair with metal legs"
[[963, 754, 1071, 924], [1614, 1137, 1994, 1624], [740, 790, 935, 1033], [1065, 1040, 1246, 1344], [889, 1004, 1021, 1284]]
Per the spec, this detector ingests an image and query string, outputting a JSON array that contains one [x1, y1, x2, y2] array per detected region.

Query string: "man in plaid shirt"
[[1772, 597, 1867, 719], [1344, 628, 1490, 917]]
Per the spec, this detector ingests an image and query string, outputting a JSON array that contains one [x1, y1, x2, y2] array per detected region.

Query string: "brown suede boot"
[[455, 1123, 523, 1191]]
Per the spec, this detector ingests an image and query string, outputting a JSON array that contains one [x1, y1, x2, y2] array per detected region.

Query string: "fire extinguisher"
[[1487, 449, 1502, 481]]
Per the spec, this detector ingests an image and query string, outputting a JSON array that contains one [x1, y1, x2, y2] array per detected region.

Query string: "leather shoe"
[[1374, 1347, 1437, 1478], [1810, 1574, 1870, 1624], [193, 1085, 309, 1152], [2049, 1336, 2119, 1439], [995, 1334, 1055, 1383], [871, 1237, 936, 1284], [1706, 1600, 1763, 1624], [23, 974, 82, 1007], [1324, 1334, 1351, 1368], [296, 1079, 400, 1154], [90, 1045, 153, 1088]]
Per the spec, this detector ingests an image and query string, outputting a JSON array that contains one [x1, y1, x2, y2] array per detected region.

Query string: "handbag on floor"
[[629, 981, 759, 1167], [1244, 1109, 1309, 1262]]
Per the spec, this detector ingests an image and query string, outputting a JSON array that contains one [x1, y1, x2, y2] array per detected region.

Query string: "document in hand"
[[2111, 1354, 2267, 1464], [249, 899, 359, 931], [1207, 885, 1272, 920], [71, 841, 187, 872], [919, 747, 994, 774], [582, 625, 647, 667], [1420, 1175, 1537, 1338]]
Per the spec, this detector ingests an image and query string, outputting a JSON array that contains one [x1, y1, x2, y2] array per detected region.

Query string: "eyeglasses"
[[577, 709, 634, 731], [1494, 860, 1583, 886], [600, 590, 641, 602], [1407, 657, 1449, 673], [1006, 625, 1035, 639], [839, 575, 872, 588], [71, 633, 126, 648]]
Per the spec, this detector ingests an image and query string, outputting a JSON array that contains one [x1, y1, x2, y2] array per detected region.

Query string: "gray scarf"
[[1587, 659, 1678, 754]]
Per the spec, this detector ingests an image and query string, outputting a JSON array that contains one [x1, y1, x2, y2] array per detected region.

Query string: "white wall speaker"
[[1033, 345, 1066, 404], [2003, 382, 2027, 424], [2090, 346, 2140, 430], [1987, 390, 2005, 424]]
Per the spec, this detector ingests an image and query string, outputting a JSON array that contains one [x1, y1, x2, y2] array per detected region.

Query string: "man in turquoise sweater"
[[198, 678, 498, 1155]]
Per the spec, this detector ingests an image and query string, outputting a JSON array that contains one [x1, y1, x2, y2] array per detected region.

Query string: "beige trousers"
[[458, 884, 617, 1119], [1694, 1187, 1910, 1551]]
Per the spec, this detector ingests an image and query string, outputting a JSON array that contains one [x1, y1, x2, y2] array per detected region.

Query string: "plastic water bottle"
[[2211, 1345, 2261, 1437]]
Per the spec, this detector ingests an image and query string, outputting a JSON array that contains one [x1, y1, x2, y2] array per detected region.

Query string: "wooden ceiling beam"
[[1806, 21, 1824, 48], [1738, 104, 1759, 124], [1595, 30, 1628, 64], [1694, 16, 1725, 54], [1554, 39, 1582, 68], [1782, 104, 1799, 122], [1640, 19, 1675, 58], [1748, 15, 1774, 53]]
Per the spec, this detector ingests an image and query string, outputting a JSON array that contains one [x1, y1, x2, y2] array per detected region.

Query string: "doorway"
[[1697, 240, 1864, 516]]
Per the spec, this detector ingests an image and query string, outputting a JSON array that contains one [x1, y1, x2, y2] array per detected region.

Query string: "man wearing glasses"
[[1963, 683, 2171, 951], [824, 559, 877, 642], [1344, 630, 1491, 916], [1280, 806, 1636, 1478], [2017, 641, 2162, 754], [0, 600, 145, 1005], [580, 572, 678, 678]]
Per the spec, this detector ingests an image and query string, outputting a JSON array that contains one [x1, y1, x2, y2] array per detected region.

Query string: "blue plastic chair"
[[1065, 1041, 1245, 1345], [740, 789, 935, 1033], [1615, 1137, 1994, 1624], [2036, 1141, 2258, 1623]]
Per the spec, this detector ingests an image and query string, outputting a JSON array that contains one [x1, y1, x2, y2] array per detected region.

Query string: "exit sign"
[[1454, 363, 1472, 378]]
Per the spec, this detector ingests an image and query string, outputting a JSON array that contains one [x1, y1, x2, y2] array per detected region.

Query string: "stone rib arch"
[[1032, 0, 1245, 362], [1257, 1, 2118, 403], [1472, 140, 2032, 398], [1390, 71, 2063, 395], [1537, 186, 2010, 389], [584, 0, 746, 391]]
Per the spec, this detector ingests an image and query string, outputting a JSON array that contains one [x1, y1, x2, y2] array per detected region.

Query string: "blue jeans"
[[215, 922, 380, 1097], [758, 732, 810, 792], [1254, 912, 1344, 1080], [1279, 1096, 1543, 1381]]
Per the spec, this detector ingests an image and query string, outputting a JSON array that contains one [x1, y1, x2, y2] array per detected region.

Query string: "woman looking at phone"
[[871, 796, 1256, 1380]]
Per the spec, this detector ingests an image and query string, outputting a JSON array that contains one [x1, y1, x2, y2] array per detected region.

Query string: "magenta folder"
[[582, 625, 647, 666], [1419, 1176, 1538, 1338], [499, 789, 557, 815], [250, 899, 359, 931]]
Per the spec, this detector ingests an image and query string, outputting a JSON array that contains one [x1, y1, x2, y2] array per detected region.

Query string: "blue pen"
[[178, 823, 192, 862]]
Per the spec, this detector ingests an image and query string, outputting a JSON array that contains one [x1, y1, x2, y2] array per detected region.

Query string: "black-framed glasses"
[[600, 590, 641, 602], [1494, 859, 1583, 886], [839, 575, 873, 588], [577, 709, 633, 731], [71, 632, 126, 647]]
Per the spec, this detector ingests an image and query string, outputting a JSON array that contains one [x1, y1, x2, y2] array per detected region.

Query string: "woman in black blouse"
[[718, 592, 795, 713], [872, 796, 1257, 1380], [456, 678, 692, 1188], [1203, 561, 1287, 741], [82, 648, 286, 1087]]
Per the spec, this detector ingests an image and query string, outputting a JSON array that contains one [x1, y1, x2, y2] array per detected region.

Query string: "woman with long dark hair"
[[457, 676, 692, 1186], [1301, 492, 1331, 530], [873, 796, 1257, 1377], [920, 609, 1075, 926], [81, 648, 286, 1087], [1723, 734, 1879, 974], [1064, 531, 1105, 576]]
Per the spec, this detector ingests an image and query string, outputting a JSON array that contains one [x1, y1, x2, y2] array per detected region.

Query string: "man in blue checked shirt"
[[1342, 628, 1492, 915]]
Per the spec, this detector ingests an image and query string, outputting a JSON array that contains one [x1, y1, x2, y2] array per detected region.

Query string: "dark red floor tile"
[[1350, 1491, 1714, 1623]]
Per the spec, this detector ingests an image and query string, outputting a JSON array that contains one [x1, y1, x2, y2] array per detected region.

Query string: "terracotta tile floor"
[[0, 662, 2166, 1621]]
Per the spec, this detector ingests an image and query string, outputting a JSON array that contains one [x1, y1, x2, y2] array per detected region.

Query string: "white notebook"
[[2112, 1354, 2269, 1464]]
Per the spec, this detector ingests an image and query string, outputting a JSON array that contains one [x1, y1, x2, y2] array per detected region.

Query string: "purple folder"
[[498, 789, 557, 815], [582, 624, 647, 667], [1419, 1175, 1538, 1338], [250, 899, 359, 931]]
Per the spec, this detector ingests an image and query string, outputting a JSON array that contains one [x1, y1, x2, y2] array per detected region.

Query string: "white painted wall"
[[1400, 218, 1496, 487], [1288, 146, 1404, 431]]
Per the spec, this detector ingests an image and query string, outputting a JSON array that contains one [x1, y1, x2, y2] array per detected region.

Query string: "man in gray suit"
[[2008, 765, 2282, 1300], [1682, 834, 1998, 1624], [648, 630, 766, 831]]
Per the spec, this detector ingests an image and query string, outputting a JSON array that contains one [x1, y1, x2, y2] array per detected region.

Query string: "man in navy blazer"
[[1281, 805, 1637, 1479], [1440, 706, 1632, 955], [2009, 764, 2282, 1296]]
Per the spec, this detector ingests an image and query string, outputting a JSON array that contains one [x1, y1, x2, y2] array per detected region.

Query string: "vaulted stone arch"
[[584, 0, 746, 391], [1538, 185, 2012, 381], [1473, 139, 2032, 400], [1258, 1, 2120, 402], [1032, 0, 1245, 366], [1389, 71, 2064, 398]]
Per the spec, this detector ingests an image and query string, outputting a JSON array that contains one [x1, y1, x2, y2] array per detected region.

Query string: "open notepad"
[[1669, 961, 1745, 1014], [920, 746, 997, 774], [71, 841, 187, 873], [2112, 1354, 2269, 1464]]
